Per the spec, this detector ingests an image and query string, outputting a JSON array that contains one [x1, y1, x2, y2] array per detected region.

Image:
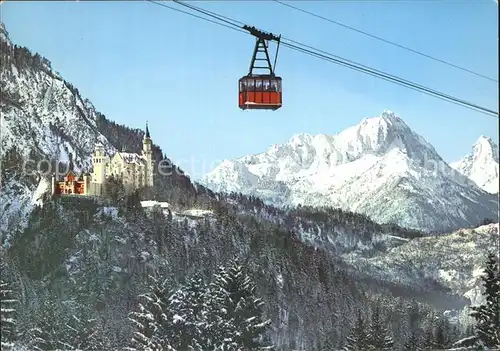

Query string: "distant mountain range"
[[202, 111, 498, 232]]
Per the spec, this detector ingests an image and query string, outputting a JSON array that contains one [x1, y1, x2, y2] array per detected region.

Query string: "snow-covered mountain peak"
[[364, 109, 403, 127], [371, 109, 403, 127], [332, 110, 440, 165], [203, 160, 260, 193], [473, 135, 498, 161], [380, 109, 397, 118], [202, 111, 498, 232], [451, 136, 499, 194], [288, 133, 313, 146], [241, 110, 438, 170], [378, 109, 412, 127]]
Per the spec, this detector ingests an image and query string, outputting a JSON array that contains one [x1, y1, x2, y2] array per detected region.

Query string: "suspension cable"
[[146, 0, 499, 118], [272, 0, 498, 83]]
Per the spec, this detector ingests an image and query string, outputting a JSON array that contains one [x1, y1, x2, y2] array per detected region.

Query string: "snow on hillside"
[[202, 110, 498, 232], [0, 23, 117, 237], [0, 177, 50, 243], [140, 201, 215, 229], [141, 200, 170, 209], [182, 209, 214, 218], [451, 136, 499, 194], [343, 223, 499, 306]]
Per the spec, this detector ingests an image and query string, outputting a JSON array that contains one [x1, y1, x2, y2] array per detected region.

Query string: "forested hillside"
[[0, 194, 476, 350]]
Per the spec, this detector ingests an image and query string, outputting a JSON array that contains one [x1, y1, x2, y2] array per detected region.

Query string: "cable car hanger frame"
[[243, 25, 281, 77]]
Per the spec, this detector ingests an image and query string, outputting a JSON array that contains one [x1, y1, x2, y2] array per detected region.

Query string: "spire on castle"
[[145, 121, 150, 139]]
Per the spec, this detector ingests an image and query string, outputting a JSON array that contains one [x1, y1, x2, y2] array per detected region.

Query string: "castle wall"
[[88, 182, 104, 197], [51, 176, 56, 195]]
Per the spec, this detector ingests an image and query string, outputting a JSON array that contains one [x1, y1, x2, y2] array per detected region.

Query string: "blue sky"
[[2, 0, 498, 180]]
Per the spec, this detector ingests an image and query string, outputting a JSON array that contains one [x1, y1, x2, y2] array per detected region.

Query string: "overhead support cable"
[[146, 0, 499, 118], [272, 0, 498, 83]]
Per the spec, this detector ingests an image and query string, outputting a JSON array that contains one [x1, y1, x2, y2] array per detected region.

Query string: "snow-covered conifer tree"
[[366, 304, 394, 350], [343, 310, 367, 351], [403, 330, 421, 350], [127, 276, 173, 350], [206, 263, 232, 348], [0, 276, 18, 350], [167, 274, 209, 350], [210, 257, 272, 350], [420, 325, 434, 349], [433, 317, 452, 349], [471, 252, 500, 348], [29, 298, 68, 351], [63, 306, 108, 350]]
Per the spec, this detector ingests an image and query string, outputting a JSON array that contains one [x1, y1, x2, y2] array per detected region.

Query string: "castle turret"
[[143, 122, 152, 153], [142, 122, 154, 188]]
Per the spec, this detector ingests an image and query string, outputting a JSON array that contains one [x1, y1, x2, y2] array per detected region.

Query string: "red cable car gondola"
[[239, 26, 282, 111]]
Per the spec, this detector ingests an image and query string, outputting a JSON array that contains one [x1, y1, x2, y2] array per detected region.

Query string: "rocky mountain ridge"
[[202, 111, 498, 232]]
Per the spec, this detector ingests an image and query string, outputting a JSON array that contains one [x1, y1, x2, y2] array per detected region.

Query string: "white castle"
[[51, 123, 155, 196]]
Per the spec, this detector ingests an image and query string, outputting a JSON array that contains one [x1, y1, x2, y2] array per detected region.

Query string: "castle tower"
[[91, 143, 109, 184], [142, 122, 154, 188], [90, 143, 110, 196]]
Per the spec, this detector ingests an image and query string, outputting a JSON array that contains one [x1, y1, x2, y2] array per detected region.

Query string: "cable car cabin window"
[[270, 80, 277, 92], [255, 79, 262, 91], [263, 80, 270, 91]]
